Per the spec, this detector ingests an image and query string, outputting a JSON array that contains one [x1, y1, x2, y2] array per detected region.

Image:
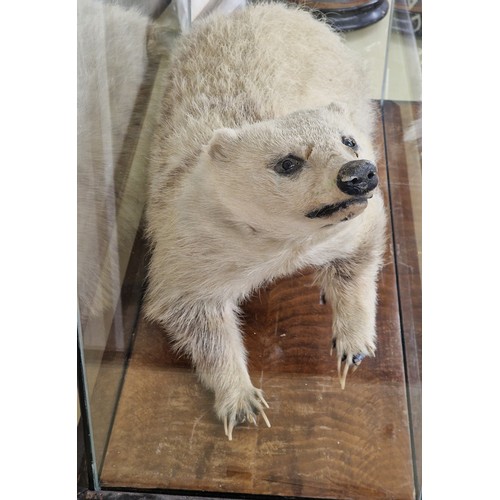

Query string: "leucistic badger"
[[145, 3, 387, 440]]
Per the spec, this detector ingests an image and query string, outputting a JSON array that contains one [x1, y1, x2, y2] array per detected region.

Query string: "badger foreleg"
[[165, 300, 270, 440], [316, 248, 383, 389]]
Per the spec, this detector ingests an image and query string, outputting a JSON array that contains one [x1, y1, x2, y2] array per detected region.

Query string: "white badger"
[[145, 2, 386, 440]]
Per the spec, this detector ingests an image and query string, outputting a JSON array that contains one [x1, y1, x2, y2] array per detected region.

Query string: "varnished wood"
[[395, 0, 422, 14], [290, 0, 390, 32], [291, 0, 383, 10], [83, 229, 147, 470], [100, 104, 416, 499], [383, 100, 422, 495]]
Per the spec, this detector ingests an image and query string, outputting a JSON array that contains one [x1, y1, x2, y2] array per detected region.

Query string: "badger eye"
[[341, 136, 358, 150], [274, 155, 304, 176], [281, 159, 294, 171]]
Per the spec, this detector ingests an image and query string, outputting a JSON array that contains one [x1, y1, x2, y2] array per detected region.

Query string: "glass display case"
[[77, 0, 421, 498]]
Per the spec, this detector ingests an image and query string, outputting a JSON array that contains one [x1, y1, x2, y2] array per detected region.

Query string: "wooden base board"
[[99, 102, 420, 499]]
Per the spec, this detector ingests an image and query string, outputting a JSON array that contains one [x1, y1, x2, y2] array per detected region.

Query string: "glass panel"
[[78, 1, 422, 498], [383, 0, 422, 102], [343, 0, 394, 100], [77, 0, 175, 482], [382, 1, 422, 497]]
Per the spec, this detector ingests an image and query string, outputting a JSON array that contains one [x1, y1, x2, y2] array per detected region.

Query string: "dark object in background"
[[290, 0, 390, 31], [394, 0, 422, 37]]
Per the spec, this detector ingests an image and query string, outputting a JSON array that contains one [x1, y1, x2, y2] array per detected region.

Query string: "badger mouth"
[[306, 196, 368, 219]]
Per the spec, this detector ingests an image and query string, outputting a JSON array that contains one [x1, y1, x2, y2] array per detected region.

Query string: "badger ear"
[[326, 101, 348, 115], [206, 128, 239, 162]]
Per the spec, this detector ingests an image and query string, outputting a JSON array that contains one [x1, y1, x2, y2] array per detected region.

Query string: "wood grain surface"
[[100, 104, 417, 499], [383, 100, 422, 496]]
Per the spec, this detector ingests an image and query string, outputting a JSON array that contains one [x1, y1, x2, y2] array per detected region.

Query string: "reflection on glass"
[[383, 2, 422, 497], [77, 0, 171, 477], [78, 1, 422, 498]]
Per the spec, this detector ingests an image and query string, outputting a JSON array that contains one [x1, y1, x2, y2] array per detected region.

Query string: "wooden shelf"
[[98, 102, 421, 499]]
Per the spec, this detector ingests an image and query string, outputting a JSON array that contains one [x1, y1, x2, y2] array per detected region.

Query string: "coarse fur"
[[145, 2, 387, 439]]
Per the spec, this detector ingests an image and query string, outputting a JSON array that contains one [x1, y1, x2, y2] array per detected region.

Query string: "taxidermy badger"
[[145, 2, 386, 440]]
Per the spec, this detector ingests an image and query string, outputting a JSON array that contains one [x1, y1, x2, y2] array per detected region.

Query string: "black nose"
[[337, 160, 378, 196]]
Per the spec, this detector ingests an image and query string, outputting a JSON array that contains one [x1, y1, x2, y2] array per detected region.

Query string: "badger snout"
[[337, 160, 378, 196]]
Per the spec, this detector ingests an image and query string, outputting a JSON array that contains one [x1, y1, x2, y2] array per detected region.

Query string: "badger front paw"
[[215, 385, 271, 440], [330, 330, 376, 390]]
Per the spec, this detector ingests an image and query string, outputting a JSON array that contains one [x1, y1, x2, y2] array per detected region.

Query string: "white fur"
[[145, 2, 387, 438]]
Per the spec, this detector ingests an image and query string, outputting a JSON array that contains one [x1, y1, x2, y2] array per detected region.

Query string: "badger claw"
[[332, 339, 370, 389], [219, 387, 270, 440], [337, 354, 351, 389]]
